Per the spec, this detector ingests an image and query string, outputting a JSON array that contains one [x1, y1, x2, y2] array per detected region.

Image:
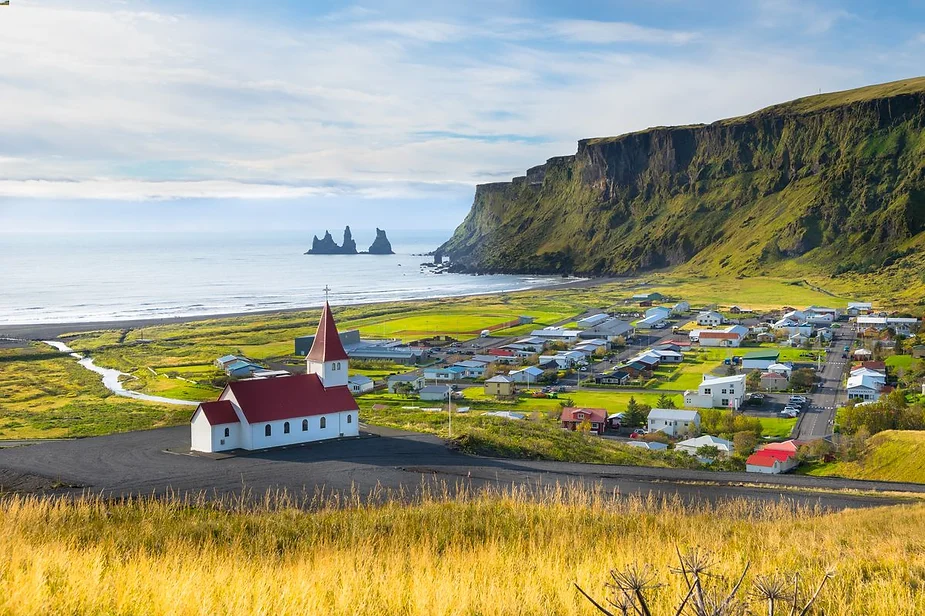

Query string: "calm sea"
[[0, 230, 560, 325]]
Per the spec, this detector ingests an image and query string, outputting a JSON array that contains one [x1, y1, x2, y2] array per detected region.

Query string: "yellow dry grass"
[[1, 485, 924, 615]]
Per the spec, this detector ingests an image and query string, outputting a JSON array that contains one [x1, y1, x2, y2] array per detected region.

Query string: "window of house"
[[320, 417, 326, 429], [704, 388, 711, 394], [347, 414, 352, 424], [224, 427, 230, 438], [721, 388, 727, 394], [302, 419, 308, 431], [265, 424, 271, 437], [721, 399, 729, 406], [284, 422, 290, 434]]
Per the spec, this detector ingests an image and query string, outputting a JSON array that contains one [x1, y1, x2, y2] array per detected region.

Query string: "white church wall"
[[190, 410, 214, 452]]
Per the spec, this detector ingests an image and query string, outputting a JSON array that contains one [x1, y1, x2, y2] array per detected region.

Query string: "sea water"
[[0, 230, 560, 324]]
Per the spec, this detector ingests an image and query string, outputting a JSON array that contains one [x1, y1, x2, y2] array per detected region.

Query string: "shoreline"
[[0, 276, 622, 340]]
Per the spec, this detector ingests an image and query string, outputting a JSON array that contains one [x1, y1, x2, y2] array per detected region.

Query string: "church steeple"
[[306, 301, 349, 388]]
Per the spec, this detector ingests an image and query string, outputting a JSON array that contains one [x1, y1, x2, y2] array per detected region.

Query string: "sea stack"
[[341, 226, 358, 254], [367, 228, 395, 255], [305, 226, 359, 255]]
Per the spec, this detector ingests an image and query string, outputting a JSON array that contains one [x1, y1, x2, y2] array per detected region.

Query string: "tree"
[[790, 368, 816, 392], [732, 431, 758, 456], [623, 396, 647, 428], [656, 393, 676, 409], [696, 445, 721, 461], [746, 369, 762, 391]]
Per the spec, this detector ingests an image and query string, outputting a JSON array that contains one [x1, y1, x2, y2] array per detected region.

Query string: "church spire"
[[306, 301, 349, 363]]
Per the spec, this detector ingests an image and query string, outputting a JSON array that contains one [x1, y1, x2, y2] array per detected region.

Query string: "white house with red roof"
[[190, 302, 360, 453], [745, 440, 800, 474]]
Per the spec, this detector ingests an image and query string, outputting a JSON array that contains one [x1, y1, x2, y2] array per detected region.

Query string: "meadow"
[[1, 486, 924, 615], [804, 431, 925, 484]]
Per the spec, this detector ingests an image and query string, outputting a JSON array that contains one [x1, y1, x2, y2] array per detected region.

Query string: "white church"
[[190, 302, 360, 453]]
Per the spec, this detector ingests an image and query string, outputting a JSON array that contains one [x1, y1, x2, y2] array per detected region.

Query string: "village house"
[[509, 366, 544, 384], [846, 302, 873, 316], [632, 292, 664, 302], [387, 372, 425, 393], [646, 409, 700, 437], [484, 375, 515, 397], [560, 407, 608, 434], [672, 301, 690, 315], [486, 348, 517, 363], [347, 375, 374, 394], [576, 313, 609, 329], [675, 435, 734, 460], [422, 367, 460, 382], [741, 349, 780, 371], [622, 361, 652, 379], [760, 371, 790, 391], [452, 360, 489, 378], [912, 345, 925, 359], [530, 327, 582, 342], [746, 441, 800, 474], [579, 318, 633, 341], [856, 316, 920, 336], [596, 369, 630, 385], [684, 373, 746, 409], [846, 368, 887, 402], [691, 325, 748, 347], [418, 385, 452, 402], [191, 302, 359, 454], [696, 310, 725, 327], [627, 441, 669, 451]]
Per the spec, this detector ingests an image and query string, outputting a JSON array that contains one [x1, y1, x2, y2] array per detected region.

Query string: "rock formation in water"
[[305, 226, 393, 255], [367, 228, 395, 255]]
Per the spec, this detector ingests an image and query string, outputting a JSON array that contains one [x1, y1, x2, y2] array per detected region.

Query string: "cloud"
[[0, 0, 907, 210], [756, 0, 854, 35], [549, 20, 699, 45]]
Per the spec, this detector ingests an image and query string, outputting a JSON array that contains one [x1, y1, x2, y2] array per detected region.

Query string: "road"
[[795, 327, 857, 441], [0, 425, 921, 509]]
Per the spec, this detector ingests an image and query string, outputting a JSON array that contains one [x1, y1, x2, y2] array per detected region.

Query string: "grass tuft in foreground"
[[1, 485, 924, 615]]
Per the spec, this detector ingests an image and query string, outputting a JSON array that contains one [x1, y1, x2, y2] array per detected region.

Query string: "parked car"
[[630, 429, 648, 439], [789, 396, 807, 405], [780, 410, 798, 418], [783, 405, 802, 415]]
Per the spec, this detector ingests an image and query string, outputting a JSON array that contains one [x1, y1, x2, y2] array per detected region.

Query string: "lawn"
[[803, 430, 925, 483], [638, 275, 855, 311], [757, 416, 798, 439], [885, 354, 916, 372], [458, 388, 682, 413]]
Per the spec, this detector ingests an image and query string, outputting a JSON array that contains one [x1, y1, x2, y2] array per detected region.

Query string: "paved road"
[[795, 328, 857, 441], [0, 425, 921, 509]]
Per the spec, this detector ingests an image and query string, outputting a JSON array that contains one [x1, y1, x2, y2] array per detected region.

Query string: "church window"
[[224, 427, 229, 438], [284, 422, 290, 434], [302, 419, 308, 431], [347, 414, 352, 424], [320, 417, 327, 429], [265, 424, 272, 437]]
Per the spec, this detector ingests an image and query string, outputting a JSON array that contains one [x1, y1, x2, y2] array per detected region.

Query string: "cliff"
[[439, 77, 925, 282]]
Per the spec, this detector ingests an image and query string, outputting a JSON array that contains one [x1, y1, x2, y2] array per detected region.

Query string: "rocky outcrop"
[[438, 77, 925, 279], [305, 226, 393, 255], [367, 228, 394, 255]]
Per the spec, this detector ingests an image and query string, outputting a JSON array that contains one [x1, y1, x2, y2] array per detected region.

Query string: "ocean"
[[0, 230, 560, 325]]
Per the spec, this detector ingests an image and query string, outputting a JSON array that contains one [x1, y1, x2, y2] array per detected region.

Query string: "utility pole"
[[447, 385, 453, 438]]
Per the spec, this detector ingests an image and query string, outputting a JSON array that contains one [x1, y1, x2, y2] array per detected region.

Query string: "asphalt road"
[[0, 425, 921, 509], [795, 328, 857, 441]]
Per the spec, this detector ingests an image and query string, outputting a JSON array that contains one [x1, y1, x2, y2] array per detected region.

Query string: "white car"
[[789, 396, 807, 405], [783, 405, 802, 415], [780, 410, 798, 418]]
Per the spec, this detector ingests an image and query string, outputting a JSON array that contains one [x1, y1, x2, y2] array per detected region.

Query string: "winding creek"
[[43, 341, 198, 407]]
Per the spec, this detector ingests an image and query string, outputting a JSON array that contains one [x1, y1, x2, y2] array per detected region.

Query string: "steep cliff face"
[[439, 78, 925, 278]]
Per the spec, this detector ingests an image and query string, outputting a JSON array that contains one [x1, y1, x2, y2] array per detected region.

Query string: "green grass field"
[[758, 417, 798, 439], [803, 430, 925, 483], [885, 354, 916, 372], [0, 345, 191, 439]]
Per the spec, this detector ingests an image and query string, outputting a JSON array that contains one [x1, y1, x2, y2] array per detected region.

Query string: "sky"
[[0, 0, 924, 233]]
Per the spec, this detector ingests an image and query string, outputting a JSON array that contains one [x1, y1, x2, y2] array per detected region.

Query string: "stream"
[[43, 341, 198, 407]]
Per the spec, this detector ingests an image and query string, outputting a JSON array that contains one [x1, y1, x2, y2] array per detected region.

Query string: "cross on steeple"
[[323, 285, 331, 302]]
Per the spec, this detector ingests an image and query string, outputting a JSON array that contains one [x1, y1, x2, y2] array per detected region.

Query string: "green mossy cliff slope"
[[439, 78, 925, 288]]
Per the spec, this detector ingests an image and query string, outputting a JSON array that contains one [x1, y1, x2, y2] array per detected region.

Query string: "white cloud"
[[0, 1, 904, 208], [550, 19, 699, 45]]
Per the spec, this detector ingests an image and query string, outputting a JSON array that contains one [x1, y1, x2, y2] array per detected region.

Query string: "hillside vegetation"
[[2, 488, 925, 615], [440, 77, 925, 306], [806, 430, 925, 483]]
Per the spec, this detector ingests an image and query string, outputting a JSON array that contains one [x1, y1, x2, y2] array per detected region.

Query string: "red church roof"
[[197, 400, 239, 425], [306, 302, 349, 363], [226, 373, 358, 423]]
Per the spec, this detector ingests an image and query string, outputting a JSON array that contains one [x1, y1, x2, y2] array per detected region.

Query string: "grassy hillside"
[[1, 489, 924, 615], [440, 77, 925, 306], [805, 430, 925, 483]]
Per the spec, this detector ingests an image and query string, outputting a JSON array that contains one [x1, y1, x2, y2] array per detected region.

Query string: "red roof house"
[[307, 302, 350, 363], [746, 447, 798, 474], [560, 407, 608, 434]]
